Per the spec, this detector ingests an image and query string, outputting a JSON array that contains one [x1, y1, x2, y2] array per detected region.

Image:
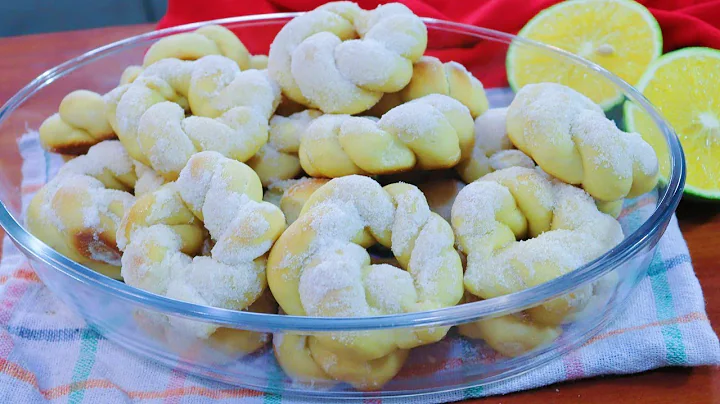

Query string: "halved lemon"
[[625, 47, 720, 200], [507, 0, 662, 109]]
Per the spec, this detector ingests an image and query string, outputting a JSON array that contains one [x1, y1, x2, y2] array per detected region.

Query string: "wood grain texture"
[[0, 26, 717, 403]]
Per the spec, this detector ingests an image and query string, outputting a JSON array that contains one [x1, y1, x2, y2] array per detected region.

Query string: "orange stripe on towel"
[[0, 268, 40, 285], [583, 312, 708, 346], [20, 183, 44, 195]]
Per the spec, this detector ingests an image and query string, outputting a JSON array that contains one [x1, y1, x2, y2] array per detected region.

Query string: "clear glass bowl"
[[0, 14, 685, 398]]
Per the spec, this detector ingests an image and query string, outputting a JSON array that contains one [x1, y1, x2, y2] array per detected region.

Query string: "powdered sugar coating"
[[268, 175, 463, 323], [247, 109, 323, 186], [268, 7, 358, 104], [108, 54, 280, 180], [363, 263, 417, 314], [266, 175, 463, 377], [133, 160, 165, 196], [473, 108, 511, 153], [270, 110, 322, 152], [390, 186, 430, 258], [407, 214, 458, 303], [299, 94, 472, 178], [28, 140, 141, 273], [120, 224, 188, 294], [507, 83, 659, 201], [267, 1, 427, 114], [120, 151, 286, 339], [382, 102, 445, 143], [58, 140, 133, 179], [489, 150, 535, 171], [324, 175, 394, 237], [456, 107, 538, 183], [299, 242, 370, 317], [452, 166, 625, 320], [451, 180, 508, 253], [189, 56, 280, 119], [291, 32, 380, 114]]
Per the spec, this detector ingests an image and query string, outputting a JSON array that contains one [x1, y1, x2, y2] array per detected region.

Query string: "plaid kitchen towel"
[[1, 121, 719, 402]]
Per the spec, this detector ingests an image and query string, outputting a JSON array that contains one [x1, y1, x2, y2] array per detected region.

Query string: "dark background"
[[0, 0, 167, 37]]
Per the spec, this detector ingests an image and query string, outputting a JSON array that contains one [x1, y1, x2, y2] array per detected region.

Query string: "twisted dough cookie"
[[26, 141, 141, 279], [120, 66, 144, 85], [273, 331, 409, 391], [143, 25, 251, 69], [105, 55, 280, 180], [263, 178, 329, 225], [268, 2, 427, 114], [39, 90, 116, 156], [118, 151, 285, 343], [132, 160, 166, 196], [451, 166, 624, 354], [454, 107, 624, 217], [458, 293, 561, 358], [299, 94, 473, 177], [401, 56, 489, 118], [266, 175, 466, 230], [122, 54, 266, 93], [247, 110, 322, 186], [133, 287, 278, 362], [595, 199, 624, 218], [267, 175, 463, 389], [507, 83, 659, 202], [249, 55, 269, 70], [38, 65, 142, 156], [39, 25, 255, 156], [455, 107, 535, 183], [367, 56, 490, 118]]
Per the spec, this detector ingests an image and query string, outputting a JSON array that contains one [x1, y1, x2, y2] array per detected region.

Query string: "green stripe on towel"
[[68, 329, 100, 404], [648, 254, 688, 365]]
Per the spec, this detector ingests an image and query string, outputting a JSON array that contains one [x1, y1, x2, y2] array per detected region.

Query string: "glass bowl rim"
[[0, 12, 686, 332]]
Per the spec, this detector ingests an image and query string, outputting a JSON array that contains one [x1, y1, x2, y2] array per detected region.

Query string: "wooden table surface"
[[0, 24, 717, 403]]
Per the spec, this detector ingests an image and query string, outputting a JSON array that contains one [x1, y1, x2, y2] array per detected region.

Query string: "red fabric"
[[156, 0, 720, 87]]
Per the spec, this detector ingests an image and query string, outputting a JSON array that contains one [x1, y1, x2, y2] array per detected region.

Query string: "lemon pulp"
[[625, 47, 720, 199], [507, 0, 662, 109]]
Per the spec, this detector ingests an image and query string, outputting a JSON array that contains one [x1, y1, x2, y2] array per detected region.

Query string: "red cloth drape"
[[156, 0, 720, 87]]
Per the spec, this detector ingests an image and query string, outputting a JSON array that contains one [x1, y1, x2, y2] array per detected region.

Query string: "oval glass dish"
[[0, 14, 684, 399]]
